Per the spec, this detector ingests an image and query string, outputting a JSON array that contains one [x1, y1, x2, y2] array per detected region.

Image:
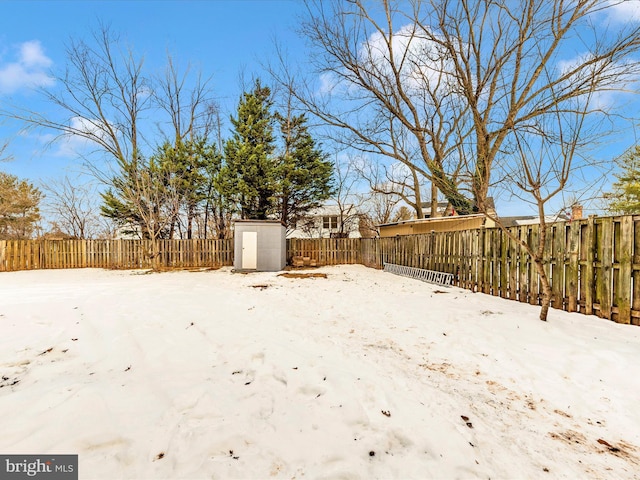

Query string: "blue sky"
[[2, 0, 640, 218], [0, 0, 304, 181]]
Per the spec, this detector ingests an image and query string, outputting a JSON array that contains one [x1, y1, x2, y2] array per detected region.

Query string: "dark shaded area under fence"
[[1, 215, 638, 326]]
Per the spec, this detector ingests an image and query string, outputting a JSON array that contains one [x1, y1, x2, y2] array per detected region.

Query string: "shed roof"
[[233, 219, 285, 226]]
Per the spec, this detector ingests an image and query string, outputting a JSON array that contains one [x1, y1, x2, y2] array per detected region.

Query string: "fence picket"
[[615, 216, 633, 324]]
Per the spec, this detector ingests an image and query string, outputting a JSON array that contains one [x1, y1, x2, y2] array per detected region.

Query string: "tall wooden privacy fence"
[[288, 217, 640, 326], [2, 215, 639, 325], [287, 238, 365, 265], [0, 239, 234, 271]]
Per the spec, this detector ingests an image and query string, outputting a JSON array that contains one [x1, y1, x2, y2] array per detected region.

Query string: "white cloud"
[[317, 72, 338, 95], [24, 116, 110, 159], [0, 40, 54, 94], [556, 52, 604, 79], [53, 116, 109, 157], [358, 24, 458, 98], [606, 0, 640, 23], [20, 40, 53, 68], [556, 51, 639, 110]]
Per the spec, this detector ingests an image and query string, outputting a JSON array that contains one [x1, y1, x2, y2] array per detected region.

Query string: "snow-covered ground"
[[1, 265, 640, 479]]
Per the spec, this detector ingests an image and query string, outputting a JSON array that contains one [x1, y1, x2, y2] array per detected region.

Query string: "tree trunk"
[[151, 238, 161, 270], [412, 168, 424, 219], [187, 203, 194, 240], [430, 181, 438, 218], [533, 256, 553, 321], [203, 204, 210, 239], [281, 195, 289, 228]]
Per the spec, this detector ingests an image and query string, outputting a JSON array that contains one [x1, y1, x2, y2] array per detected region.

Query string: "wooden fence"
[[289, 216, 640, 326], [287, 238, 365, 265], [0, 239, 234, 271], [2, 214, 640, 325]]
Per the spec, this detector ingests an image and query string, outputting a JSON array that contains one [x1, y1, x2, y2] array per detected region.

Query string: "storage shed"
[[233, 220, 286, 272]]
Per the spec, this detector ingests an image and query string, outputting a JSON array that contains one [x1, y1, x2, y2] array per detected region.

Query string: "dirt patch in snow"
[[278, 273, 328, 279]]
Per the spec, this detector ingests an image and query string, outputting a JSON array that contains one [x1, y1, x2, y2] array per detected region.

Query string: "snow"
[[1, 264, 640, 479]]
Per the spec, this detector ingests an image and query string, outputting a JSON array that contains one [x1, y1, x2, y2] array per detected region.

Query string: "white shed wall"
[[233, 220, 286, 272]]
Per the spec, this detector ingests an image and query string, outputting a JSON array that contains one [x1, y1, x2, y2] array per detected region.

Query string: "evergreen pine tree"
[[223, 80, 277, 219], [168, 138, 217, 239], [202, 143, 234, 239], [606, 145, 640, 215], [100, 149, 180, 240], [275, 113, 334, 229]]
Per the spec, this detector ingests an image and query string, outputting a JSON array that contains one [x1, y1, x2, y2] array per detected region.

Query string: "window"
[[322, 216, 339, 229]]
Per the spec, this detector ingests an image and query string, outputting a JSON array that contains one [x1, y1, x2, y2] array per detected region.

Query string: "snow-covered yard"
[[1, 265, 640, 479]]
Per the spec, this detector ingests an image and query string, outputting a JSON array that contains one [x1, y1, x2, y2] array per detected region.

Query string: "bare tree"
[[101, 149, 182, 263], [358, 188, 402, 237], [0, 139, 12, 163], [270, 0, 471, 216], [153, 56, 223, 239], [330, 155, 364, 237], [485, 86, 611, 320], [428, 0, 639, 320], [272, 0, 640, 218], [352, 156, 426, 218], [274, 0, 640, 320], [8, 25, 150, 170], [0, 119, 18, 162], [1, 25, 228, 256], [42, 176, 103, 239], [294, 153, 362, 238], [154, 55, 217, 144], [1, 25, 155, 242]]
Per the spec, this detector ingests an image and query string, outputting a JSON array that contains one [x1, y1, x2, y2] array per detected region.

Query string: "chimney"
[[571, 204, 583, 220]]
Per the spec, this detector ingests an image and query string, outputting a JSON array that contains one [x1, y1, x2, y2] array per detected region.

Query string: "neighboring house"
[[420, 201, 450, 218], [497, 205, 582, 227], [497, 215, 569, 227], [287, 204, 362, 239], [420, 197, 497, 218]]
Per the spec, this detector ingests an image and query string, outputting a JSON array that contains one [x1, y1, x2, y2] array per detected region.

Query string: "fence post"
[[551, 223, 566, 310], [566, 220, 580, 312], [615, 216, 632, 324], [491, 229, 500, 296], [584, 216, 595, 316], [597, 217, 613, 319], [478, 226, 491, 294], [0, 240, 5, 272], [633, 218, 640, 326]]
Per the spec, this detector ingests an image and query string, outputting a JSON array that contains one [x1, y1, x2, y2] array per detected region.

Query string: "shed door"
[[242, 231, 258, 269]]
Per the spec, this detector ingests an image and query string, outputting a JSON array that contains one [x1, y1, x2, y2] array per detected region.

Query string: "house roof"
[[304, 204, 358, 216], [497, 214, 569, 227], [233, 219, 285, 226]]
